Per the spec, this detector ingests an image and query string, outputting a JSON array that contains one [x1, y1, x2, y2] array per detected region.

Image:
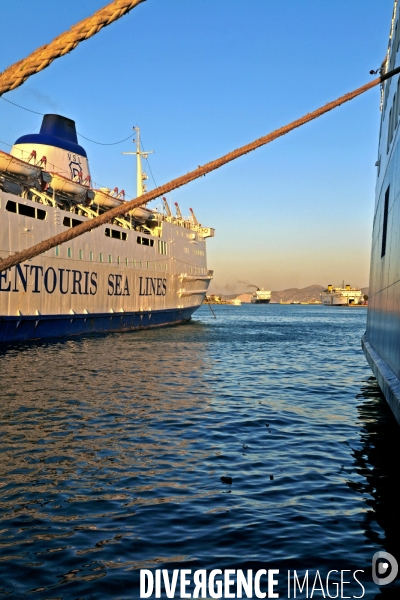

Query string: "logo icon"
[[372, 551, 398, 585]]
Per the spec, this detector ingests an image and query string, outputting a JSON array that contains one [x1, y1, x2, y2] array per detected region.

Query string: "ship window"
[[117, 256, 120, 265], [398, 23, 400, 53], [158, 240, 168, 255], [125, 257, 128, 266], [388, 107, 393, 154], [63, 216, 83, 228], [5, 200, 46, 220], [79, 250, 83, 260], [105, 227, 127, 240], [397, 78, 400, 117], [108, 255, 112, 263], [67, 247, 72, 258], [99, 253, 103, 262], [381, 185, 390, 258], [137, 236, 154, 247], [89, 251, 93, 261], [140, 260, 143, 268], [17, 204, 34, 218], [5, 200, 17, 213], [55, 246, 60, 256]]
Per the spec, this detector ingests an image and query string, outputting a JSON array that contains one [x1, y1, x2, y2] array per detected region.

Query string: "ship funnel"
[[327, 284, 333, 291], [39, 114, 80, 145], [345, 284, 351, 290], [11, 113, 90, 182]]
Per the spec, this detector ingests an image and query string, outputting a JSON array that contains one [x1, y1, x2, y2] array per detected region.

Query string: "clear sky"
[[0, 1, 395, 293]]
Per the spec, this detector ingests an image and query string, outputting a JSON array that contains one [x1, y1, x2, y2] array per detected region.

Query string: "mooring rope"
[[1, 67, 399, 273], [0, 0, 146, 97]]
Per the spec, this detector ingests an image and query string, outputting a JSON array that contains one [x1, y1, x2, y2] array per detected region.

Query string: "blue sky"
[[0, 1, 395, 292]]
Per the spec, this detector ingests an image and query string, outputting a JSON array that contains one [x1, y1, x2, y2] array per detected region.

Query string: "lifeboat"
[[91, 187, 153, 222], [48, 172, 89, 202], [0, 149, 42, 184], [92, 187, 122, 209], [128, 205, 153, 222]]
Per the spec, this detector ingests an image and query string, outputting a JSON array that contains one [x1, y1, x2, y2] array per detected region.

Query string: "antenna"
[[122, 126, 154, 197]]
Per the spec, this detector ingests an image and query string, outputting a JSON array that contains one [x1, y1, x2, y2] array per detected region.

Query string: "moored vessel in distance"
[[249, 285, 271, 304], [362, 0, 400, 425], [0, 115, 215, 342], [321, 284, 363, 306]]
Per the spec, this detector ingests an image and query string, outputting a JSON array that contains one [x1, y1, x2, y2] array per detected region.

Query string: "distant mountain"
[[236, 293, 252, 303], [270, 285, 324, 304]]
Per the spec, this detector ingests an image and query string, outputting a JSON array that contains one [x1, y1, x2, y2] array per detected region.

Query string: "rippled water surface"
[[1, 304, 399, 599]]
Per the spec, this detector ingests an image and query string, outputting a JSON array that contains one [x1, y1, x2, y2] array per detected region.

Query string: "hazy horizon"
[[209, 282, 369, 296]]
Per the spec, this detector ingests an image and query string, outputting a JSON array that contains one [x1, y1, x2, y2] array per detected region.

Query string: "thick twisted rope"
[[0, 0, 145, 96], [0, 67, 398, 273]]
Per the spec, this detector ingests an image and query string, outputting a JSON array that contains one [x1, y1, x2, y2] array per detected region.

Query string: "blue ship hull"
[[0, 306, 198, 343]]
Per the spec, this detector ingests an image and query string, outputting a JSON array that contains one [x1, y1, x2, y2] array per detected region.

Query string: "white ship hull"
[[362, 1, 400, 424], [0, 114, 215, 343], [321, 294, 362, 306], [321, 285, 363, 306], [0, 193, 212, 342]]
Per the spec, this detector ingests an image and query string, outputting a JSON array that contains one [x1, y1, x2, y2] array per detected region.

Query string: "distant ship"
[[321, 284, 363, 306], [0, 115, 214, 342], [362, 0, 400, 424], [249, 286, 271, 304]]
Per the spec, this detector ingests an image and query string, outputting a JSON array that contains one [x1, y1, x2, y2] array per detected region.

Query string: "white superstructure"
[[0, 115, 215, 342], [321, 284, 363, 306], [250, 288, 271, 304]]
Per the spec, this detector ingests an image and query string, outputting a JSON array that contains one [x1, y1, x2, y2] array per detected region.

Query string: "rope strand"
[[0, 0, 146, 97], [1, 70, 393, 273]]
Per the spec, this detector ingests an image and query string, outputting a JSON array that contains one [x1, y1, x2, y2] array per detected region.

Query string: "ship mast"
[[122, 126, 153, 197]]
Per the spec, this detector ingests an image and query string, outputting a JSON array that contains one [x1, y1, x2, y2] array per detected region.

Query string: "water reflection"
[[0, 327, 212, 597], [1, 307, 399, 599], [353, 377, 400, 598]]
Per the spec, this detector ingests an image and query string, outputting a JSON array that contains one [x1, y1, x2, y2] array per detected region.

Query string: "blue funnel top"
[[14, 114, 87, 158]]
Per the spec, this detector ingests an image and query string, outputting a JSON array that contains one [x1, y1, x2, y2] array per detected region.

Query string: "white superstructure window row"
[[6, 199, 47, 221], [105, 227, 128, 241]]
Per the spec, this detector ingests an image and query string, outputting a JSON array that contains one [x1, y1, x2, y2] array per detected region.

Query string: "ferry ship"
[[249, 286, 271, 304], [0, 114, 214, 342], [362, 0, 400, 424], [321, 284, 363, 306]]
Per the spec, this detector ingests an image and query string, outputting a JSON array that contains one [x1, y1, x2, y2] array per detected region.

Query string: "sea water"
[[0, 305, 399, 599]]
